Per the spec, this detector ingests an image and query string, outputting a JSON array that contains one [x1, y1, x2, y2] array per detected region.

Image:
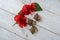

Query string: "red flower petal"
[[21, 5, 31, 15], [30, 3, 36, 12], [18, 16, 27, 28], [14, 14, 22, 23], [14, 14, 27, 28]]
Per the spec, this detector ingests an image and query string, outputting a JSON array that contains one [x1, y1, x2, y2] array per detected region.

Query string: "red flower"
[[20, 5, 31, 15], [18, 16, 27, 28], [14, 3, 36, 28], [30, 3, 36, 12], [14, 14, 27, 28], [14, 14, 22, 23], [20, 3, 36, 15]]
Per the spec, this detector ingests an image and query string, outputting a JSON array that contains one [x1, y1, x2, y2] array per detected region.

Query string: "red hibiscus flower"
[[14, 14, 27, 28], [20, 5, 31, 15], [14, 3, 36, 28], [14, 14, 22, 23], [18, 16, 27, 28], [19, 3, 36, 15]]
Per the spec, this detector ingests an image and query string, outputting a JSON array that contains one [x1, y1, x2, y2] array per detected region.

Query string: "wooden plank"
[[40, 0, 60, 16], [0, 0, 60, 40], [36, 10, 60, 34], [33, 26, 60, 40], [0, 27, 24, 40], [0, 0, 23, 14]]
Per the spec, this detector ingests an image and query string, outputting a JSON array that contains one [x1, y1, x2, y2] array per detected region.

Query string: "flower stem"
[[12, 23, 17, 26]]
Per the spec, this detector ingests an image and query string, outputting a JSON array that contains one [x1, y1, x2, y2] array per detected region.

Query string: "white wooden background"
[[0, 0, 60, 40]]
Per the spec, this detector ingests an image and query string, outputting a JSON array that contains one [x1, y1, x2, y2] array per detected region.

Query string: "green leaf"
[[34, 3, 43, 11]]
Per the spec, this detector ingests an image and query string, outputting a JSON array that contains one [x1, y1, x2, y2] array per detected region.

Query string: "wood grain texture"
[[0, 0, 60, 40]]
